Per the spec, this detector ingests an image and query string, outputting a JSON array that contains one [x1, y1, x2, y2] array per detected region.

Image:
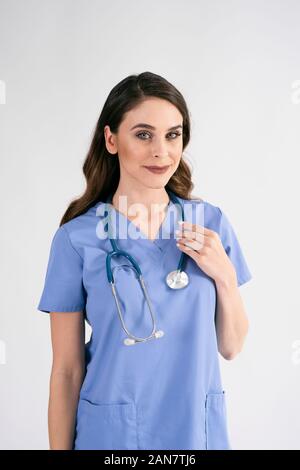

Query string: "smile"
[[143, 165, 170, 174]]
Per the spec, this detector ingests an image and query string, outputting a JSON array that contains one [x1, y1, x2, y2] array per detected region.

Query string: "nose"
[[151, 137, 169, 158]]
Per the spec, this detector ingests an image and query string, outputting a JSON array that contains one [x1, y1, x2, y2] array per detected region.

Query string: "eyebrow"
[[130, 123, 183, 131]]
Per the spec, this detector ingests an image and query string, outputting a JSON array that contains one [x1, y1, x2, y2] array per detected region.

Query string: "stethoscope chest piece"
[[166, 270, 189, 289]]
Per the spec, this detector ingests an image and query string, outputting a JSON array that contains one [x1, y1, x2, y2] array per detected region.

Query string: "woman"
[[37, 71, 252, 450]]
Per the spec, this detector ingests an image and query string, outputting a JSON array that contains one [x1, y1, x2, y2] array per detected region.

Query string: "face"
[[104, 97, 183, 190]]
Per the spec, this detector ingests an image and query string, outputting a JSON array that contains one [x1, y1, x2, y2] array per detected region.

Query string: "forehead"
[[121, 98, 183, 130]]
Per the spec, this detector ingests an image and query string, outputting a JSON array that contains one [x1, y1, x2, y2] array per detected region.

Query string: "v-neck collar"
[[112, 198, 173, 248], [103, 194, 182, 253]]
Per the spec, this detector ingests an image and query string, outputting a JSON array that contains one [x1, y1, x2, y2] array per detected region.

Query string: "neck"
[[112, 183, 170, 219]]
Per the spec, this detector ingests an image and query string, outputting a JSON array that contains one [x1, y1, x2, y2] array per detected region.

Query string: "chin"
[[142, 179, 170, 190]]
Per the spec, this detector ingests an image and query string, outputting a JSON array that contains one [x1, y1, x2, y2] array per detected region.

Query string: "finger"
[[176, 241, 201, 263], [177, 237, 203, 251], [175, 229, 204, 243], [178, 221, 213, 236]]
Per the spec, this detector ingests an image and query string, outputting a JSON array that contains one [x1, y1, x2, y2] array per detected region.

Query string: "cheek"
[[173, 154, 182, 168], [128, 147, 147, 167], [119, 141, 145, 166], [172, 140, 183, 156]]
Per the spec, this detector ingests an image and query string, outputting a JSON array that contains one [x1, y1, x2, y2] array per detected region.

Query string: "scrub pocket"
[[205, 391, 231, 450], [74, 398, 138, 450]]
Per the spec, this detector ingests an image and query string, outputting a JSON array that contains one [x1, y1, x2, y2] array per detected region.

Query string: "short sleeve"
[[217, 207, 253, 287], [37, 225, 87, 313]]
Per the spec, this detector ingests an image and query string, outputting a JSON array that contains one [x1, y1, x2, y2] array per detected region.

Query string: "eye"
[[136, 131, 182, 140], [168, 131, 182, 139], [136, 131, 151, 140]]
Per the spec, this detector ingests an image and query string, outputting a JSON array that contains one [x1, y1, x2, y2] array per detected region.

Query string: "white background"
[[0, 0, 299, 450]]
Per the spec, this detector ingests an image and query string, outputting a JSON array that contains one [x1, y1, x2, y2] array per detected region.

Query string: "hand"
[[175, 221, 237, 287]]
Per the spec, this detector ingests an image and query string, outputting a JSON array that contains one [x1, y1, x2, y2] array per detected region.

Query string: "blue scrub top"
[[37, 193, 252, 450]]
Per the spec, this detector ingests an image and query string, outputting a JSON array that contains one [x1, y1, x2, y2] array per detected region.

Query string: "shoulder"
[[176, 195, 223, 231], [62, 202, 100, 231], [53, 201, 102, 254]]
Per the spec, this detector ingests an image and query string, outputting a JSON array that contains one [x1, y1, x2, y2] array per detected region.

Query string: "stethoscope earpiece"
[[123, 329, 165, 346], [124, 338, 136, 346], [154, 330, 164, 339]]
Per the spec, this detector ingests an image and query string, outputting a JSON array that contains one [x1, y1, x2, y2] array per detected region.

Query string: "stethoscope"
[[104, 189, 189, 346]]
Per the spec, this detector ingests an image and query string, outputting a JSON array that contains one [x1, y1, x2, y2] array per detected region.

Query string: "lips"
[[145, 166, 169, 169], [143, 165, 170, 174]]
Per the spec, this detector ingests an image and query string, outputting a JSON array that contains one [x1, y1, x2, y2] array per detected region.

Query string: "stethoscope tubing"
[[104, 189, 186, 344]]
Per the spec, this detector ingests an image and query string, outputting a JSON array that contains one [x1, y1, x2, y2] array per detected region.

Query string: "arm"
[[176, 220, 250, 360], [48, 311, 86, 450], [214, 274, 249, 360]]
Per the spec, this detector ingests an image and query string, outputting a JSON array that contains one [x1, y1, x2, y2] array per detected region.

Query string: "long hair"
[[59, 71, 202, 226]]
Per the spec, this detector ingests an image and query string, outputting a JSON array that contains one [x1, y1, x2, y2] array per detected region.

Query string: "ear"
[[104, 125, 118, 155]]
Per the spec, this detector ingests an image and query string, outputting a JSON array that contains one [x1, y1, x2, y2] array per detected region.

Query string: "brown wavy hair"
[[59, 71, 202, 226]]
